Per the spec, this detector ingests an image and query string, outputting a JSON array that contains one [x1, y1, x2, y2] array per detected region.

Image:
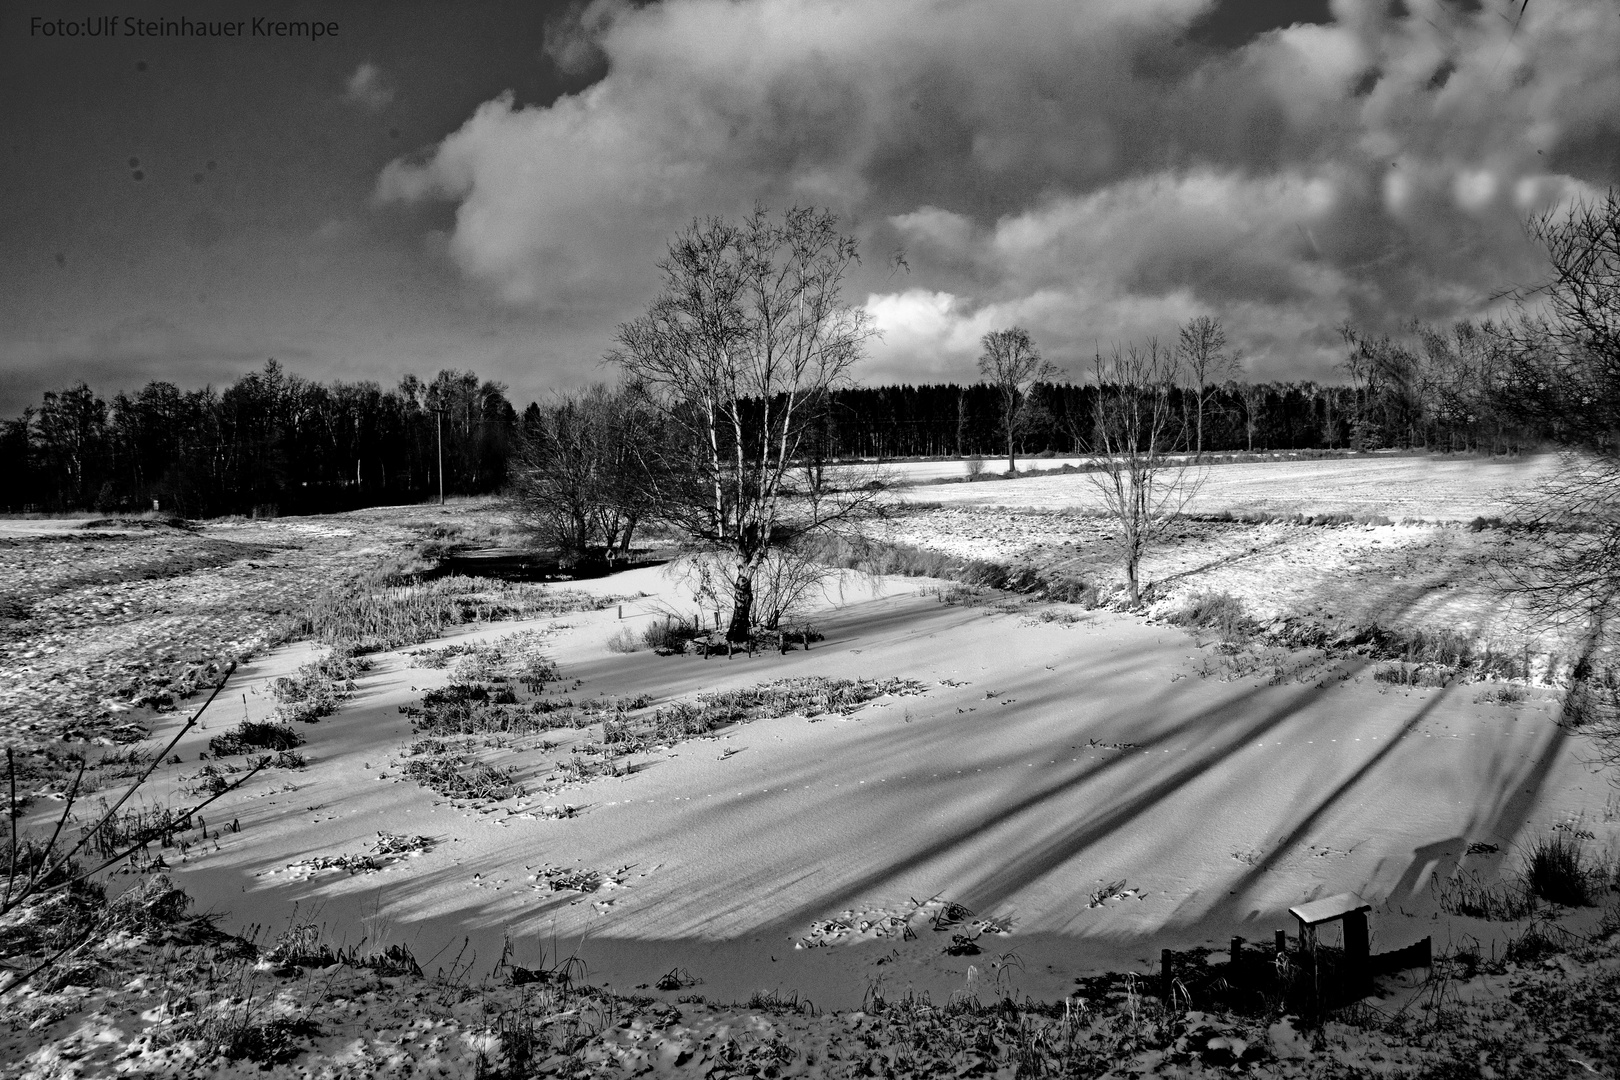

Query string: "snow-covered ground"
[[4, 458, 1616, 1076], [894, 453, 1561, 521], [93, 562, 1613, 1014], [836, 456, 1095, 484]]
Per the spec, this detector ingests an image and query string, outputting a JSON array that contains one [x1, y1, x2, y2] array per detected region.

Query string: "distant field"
[[894, 453, 1561, 521], [852, 455, 1093, 483]]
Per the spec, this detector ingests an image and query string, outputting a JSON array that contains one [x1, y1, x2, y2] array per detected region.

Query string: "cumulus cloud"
[[345, 62, 395, 111], [377, 0, 1620, 384]]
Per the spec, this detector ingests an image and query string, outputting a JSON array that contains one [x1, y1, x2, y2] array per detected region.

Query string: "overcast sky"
[[4, 0, 1618, 415]]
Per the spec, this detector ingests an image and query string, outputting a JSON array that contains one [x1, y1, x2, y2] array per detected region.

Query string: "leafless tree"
[[508, 384, 654, 567], [1176, 316, 1237, 456], [978, 327, 1057, 474], [1495, 189, 1620, 455], [1415, 320, 1521, 453], [1084, 340, 1203, 605], [1488, 189, 1620, 736], [1235, 376, 1268, 453], [611, 206, 879, 640]]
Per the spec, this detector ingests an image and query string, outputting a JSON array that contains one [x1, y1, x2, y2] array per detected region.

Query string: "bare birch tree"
[[611, 206, 877, 640], [978, 327, 1056, 473], [1236, 377, 1267, 452], [1176, 316, 1236, 456], [1085, 340, 1202, 606]]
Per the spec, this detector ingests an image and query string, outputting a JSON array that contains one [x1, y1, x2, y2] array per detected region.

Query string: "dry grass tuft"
[[601, 677, 926, 753], [207, 720, 303, 757], [1167, 590, 1255, 642]]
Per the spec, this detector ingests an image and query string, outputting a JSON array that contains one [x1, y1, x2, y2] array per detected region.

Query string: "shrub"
[[642, 615, 701, 652], [1524, 833, 1598, 907], [606, 626, 642, 653]]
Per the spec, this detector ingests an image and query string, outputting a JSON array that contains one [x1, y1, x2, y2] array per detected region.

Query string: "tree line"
[[0, 361, 519, 516], [0, 319, 1557, 518]]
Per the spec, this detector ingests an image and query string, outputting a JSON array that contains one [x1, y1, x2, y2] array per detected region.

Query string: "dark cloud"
[[0, 315, 268, 416]]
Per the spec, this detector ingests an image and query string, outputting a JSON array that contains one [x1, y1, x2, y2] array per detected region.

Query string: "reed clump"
[[299, 576, 619, 655]]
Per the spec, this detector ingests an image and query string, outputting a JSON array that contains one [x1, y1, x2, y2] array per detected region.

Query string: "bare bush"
[[507, 384, 654, 568]]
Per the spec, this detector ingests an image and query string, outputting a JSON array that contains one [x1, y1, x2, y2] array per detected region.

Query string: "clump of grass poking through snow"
[[404, 753, 523, 802], [270, 652, 371, 723], [207, 720, 303, 757], [1434, 868, 1539, 921], [411, 630, 561, 690], [404, 685, 638, 738], [601, 677, 926, 753], [1167, 590, 1255, 642], [300, 576, 623, 654], [605, 625, 642, 653], [1523, 832, 1604, 908]]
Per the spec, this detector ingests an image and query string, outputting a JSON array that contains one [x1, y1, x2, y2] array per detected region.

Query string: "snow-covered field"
[[895, 453, 1561, 521], [125, 572, 1610, 1012], [3, 455, 1617, 1076], [839, 455, 1095, 484]]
